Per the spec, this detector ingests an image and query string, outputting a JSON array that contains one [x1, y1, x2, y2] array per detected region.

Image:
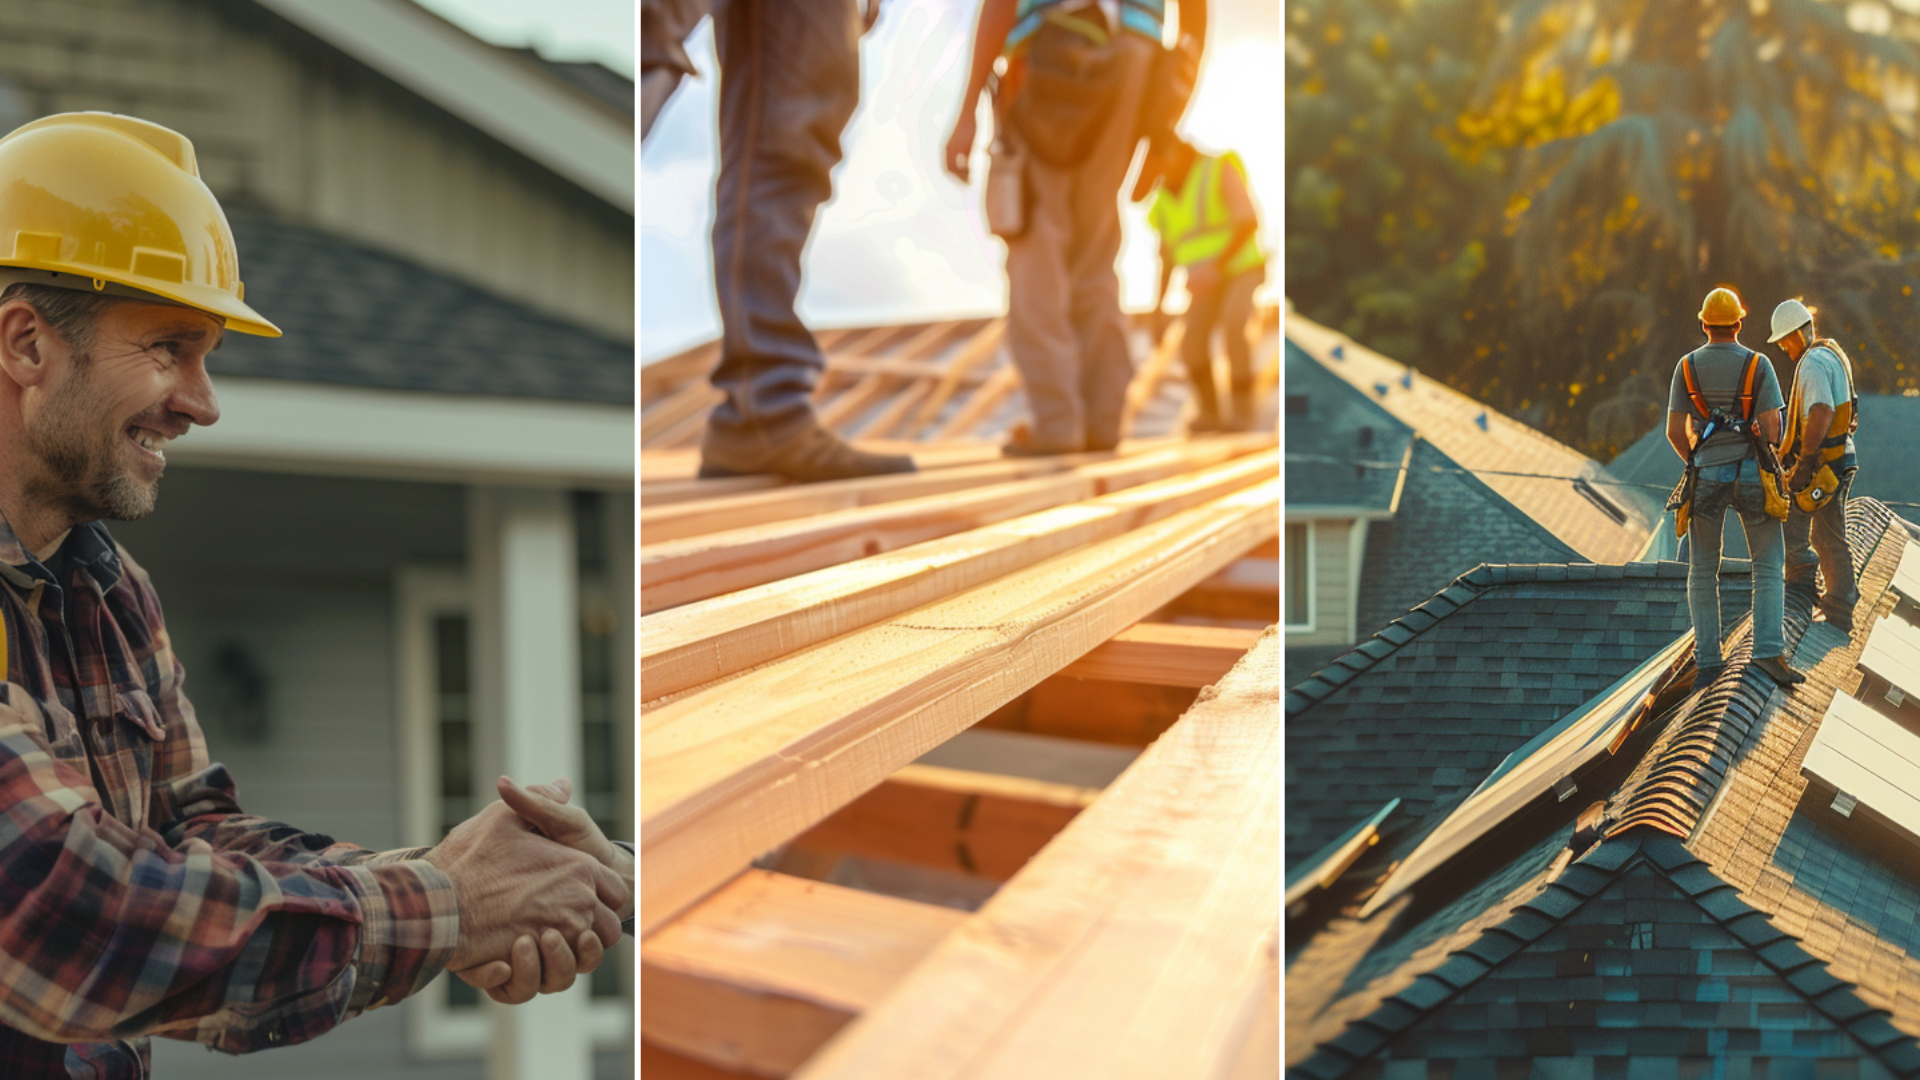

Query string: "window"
[[395, 496, 631, 1058], [1285, 522, 1315, 631]]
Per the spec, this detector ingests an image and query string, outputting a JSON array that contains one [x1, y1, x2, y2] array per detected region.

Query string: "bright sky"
[[640, 0, 1281, 362], [410, 0, 635, 76]]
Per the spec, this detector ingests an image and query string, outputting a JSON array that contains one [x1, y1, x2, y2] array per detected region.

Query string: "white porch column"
[[468, 486, 589, 1080]]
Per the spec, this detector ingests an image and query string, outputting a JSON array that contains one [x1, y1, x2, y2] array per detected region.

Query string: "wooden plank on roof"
[[793, 631, 1281, 1080], [816, 374, 903, 432], [639, 440, 1271, 613], [641, 443, 1167, 543], [847, 379, 934, 441], [1058, 623, 1265, 688], [641, 475, 788, 507], [1121, 321, 1186, 436], [907, 320, 1005, 438], [931, 363, 1019, 442], [641, 870, 964, 1078], [640, 478, 1280, 932], [643, 383, 724, 447], [639, 441, 1006, 484], [640, 450, 1277, 698], [1803, 691, 1920, 844], [789, 764, 1096, 881]]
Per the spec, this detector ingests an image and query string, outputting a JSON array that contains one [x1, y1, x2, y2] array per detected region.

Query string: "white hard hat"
[[1768, 299, 1813, 344]]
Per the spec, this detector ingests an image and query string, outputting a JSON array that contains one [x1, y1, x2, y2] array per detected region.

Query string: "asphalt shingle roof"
[[1286, 498, 1920, 1076], [1285, 338, 1413, 513], [1287, 314, 1656, 564], [1286, 560, 1750, 871], [213, 215, 633, 405]]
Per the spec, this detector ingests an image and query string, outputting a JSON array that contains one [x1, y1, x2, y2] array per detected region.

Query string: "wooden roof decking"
[[638, 399, 1281, 1076], [639, 311, 1281, 453]]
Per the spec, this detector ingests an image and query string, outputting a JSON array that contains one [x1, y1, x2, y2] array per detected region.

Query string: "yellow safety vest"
[[1780, 339, 1858, 469], [1149, 150, 1263, 276]]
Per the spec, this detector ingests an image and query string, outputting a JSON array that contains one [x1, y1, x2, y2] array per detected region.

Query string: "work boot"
[[698, 413, 915, 482], [1752, 655, 1807, 687], [1690, 663, 1726, 693], [1001, 421, 1081, 458]]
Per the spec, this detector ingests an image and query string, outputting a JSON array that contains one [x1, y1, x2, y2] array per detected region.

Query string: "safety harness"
[[1779, 340, 1858, 513], [1667, 346, 1790, 536]]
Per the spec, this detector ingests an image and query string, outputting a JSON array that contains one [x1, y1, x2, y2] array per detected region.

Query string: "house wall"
[[110, 467, 629, 1080], [1288, 518, 1357, 649], [0, 0, 633, 341]]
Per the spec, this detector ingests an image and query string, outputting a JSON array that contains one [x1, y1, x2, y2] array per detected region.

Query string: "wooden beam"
[[639, 478, 1279, 932], [815, 374, 899, 432], [642, 474, 788, 507], [789, 763, 1098, 881], [1170, 557, 1280, 624], [642, 870, 964, 1078], [846, 379, 933, 441], [979, 676, 1199, 748], [930, 363, 1018, 441], [906, 320, 1006, 437], [641, 340, 721, 406], [1121, 321, 1185, 437], [793, 631, 1281, 1080], [640, 443, 1176, 544], [641, 449, 1278, 698], [642, 1041, 763, 1080], [1058, 623, 1264, 688], [638, 441, 1007, 484], [639, 440, 1273, 613], [643, 383, 724, 447]]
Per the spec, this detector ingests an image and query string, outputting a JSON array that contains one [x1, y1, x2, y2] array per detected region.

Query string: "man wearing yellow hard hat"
[[1664, 286, 1803, 690], [0, 113, 627, 1075]]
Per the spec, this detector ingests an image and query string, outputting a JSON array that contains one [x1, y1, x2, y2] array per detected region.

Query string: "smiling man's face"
[[22, 298, 222, 524]]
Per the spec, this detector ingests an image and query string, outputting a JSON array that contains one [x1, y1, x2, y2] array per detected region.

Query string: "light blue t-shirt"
[[1791, 345, 1856, 458], [1005, 0, 1166, 52]]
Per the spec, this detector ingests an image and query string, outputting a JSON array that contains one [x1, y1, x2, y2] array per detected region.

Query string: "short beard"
[[23, 351, 159, 525]]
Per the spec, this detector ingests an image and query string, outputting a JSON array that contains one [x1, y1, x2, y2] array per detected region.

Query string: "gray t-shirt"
[[1667, 342, 1785, 468], [1789, 344, 1856, 458]]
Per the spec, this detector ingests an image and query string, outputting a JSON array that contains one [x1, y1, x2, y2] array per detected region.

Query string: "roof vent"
[[1331, 345, 1346, 360], [1475, 410, 1489, 431], [1373, 382, 1390, 397], [1573, 478, 1628, 525], [1401, 368, 1414, 389]]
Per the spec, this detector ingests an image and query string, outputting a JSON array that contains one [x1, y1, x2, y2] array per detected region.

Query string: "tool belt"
[[1670, 348, 1787, 538], [1779, 340, 1857, 514]]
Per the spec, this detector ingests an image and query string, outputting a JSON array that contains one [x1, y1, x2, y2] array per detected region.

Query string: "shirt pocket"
[[113, 687, 168, 742]]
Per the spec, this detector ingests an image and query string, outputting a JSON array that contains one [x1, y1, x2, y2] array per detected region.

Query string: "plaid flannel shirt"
[[0, 515, 459, 1079]]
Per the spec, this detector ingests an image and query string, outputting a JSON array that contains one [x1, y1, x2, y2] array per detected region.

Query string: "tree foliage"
[[1287, 0, 1920, 457]]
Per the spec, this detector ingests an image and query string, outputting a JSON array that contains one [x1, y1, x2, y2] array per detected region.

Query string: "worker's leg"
[[1733, 463, 1788, 661], [1064, 35, 1154, 453], [1179, 279, 1225, 428], [1810, 470, 1859, 619], [707, 0, 860, 432], [1686, 475, 1730, 670], [1218, 268, 1261, 429], [1005, 145, 1088, 452]]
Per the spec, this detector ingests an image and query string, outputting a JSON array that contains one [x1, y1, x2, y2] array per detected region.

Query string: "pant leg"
[[1732, 466, 1787, 659], [1179, 278, 1226, 419], [1219, 268, 1261, 396], [708, 0, 863, 430], [1067, 35, 1155, 451], [1810, 469, 1859, 608], [1687, 480, 1729, 669], [1004, 144, 1086, 450]]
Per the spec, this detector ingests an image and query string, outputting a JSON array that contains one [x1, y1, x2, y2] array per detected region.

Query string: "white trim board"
[[254, 0, 634, 212], [167, 377, 633, 487]]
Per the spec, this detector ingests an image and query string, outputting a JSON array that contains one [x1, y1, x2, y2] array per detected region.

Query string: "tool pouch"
[[1758, 469, 1791, 522], [1794, 463, 1841, 514], [1667, 466, 1696, 539], [984, 134, 1028, 239]]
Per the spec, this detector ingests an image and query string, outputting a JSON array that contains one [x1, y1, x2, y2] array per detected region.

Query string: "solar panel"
[[1892, 538, 1920, 606], [1802, 692, 1920, 845], [1284, 798, 1400, 911], [1857, 610, 1920, 693], [1359, 632, 1691, 918]]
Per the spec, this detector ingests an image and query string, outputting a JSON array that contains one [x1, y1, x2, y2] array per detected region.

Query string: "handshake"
[[423, 776, 634, 1004]]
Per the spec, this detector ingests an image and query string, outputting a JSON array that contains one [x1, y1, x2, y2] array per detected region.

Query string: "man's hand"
[[425, 782, 625, 1002], [498, 778, 633, 924], [1790, 455, 1818, 494], [864, 0, 884, 33], [945, 109, 978, 182], [1186, 260, 1221, 297]]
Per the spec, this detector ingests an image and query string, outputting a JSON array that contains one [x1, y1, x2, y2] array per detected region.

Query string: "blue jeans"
[[707, 0, 863, 431], [1687, 458, 1785, 667], [1784, 466, 1858, 609]]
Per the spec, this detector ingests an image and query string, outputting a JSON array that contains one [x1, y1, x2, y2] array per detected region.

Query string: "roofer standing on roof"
[[1145, 136, 1264, 433], [1666, 288, 1805, 689], [1767, 299, 1861, 633], [946, 0, 1205, 455], [0, 112, 631, 1078], [689, 0, 917, 483]]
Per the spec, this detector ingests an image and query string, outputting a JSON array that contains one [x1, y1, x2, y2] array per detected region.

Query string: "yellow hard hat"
[[1697, 287, 1746, 326], [0, 112, 279, 337]]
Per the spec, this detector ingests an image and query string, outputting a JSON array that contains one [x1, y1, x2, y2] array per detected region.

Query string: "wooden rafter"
[[908, 321, 1007, 437], [638, 478, 1280, 932], [640, 448, 1279, 698], [793, 631, 1281, 1080], [1058, 623, 1265, 688]]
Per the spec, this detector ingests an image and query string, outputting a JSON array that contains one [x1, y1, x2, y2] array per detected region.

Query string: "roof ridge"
[[1285, 559, 1688, 715], [1287, 830, 1920, 1079], [1606, 497, 1900, 840]]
